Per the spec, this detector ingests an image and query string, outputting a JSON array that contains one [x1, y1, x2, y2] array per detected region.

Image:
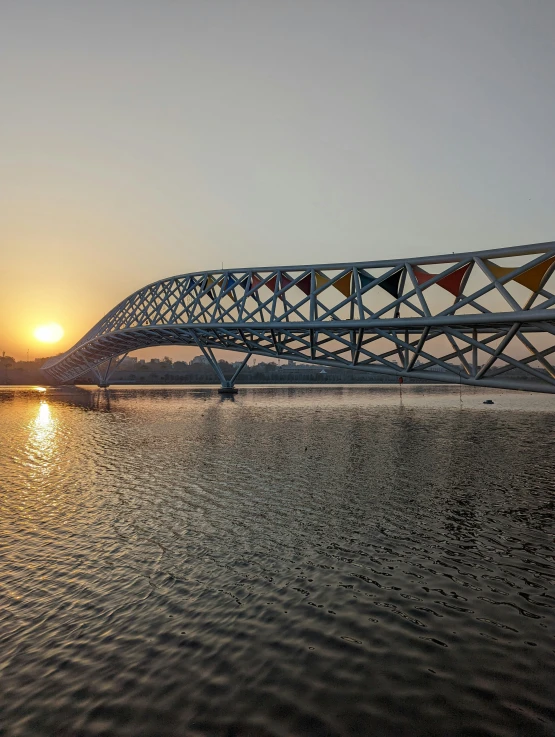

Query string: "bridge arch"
[[42, 242, 555, 393]]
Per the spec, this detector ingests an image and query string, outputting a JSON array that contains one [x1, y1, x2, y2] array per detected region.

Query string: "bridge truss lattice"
[[42, 242, 555, 393]]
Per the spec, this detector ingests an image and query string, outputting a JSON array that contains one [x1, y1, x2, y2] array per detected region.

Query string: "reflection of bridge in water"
[[42, 242, 555, 393]]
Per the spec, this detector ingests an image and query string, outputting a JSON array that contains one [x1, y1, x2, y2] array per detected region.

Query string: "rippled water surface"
[[1, 384, 555, 737]]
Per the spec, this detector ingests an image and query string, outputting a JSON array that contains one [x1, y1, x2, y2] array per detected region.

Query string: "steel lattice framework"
[[42, 242, 555, 392]]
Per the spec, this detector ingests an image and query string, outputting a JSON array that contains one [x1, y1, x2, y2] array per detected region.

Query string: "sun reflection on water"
[[26, 400, 59, 472], [36, 402, 52, 428], [13, 398, 65, 518]]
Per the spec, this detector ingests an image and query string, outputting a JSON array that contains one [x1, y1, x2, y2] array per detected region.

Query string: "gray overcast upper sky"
[[1, 0, 555, 356]]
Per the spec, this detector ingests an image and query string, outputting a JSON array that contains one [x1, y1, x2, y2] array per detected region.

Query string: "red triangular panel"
[[297, 274, 312, 295], [413, 266, 432, 286], [266, 275, 277, 291], [436, 263, 471, 297], [281, 274, 292, 289]]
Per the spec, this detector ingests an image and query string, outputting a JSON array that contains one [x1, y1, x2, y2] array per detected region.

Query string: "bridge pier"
[[218, 382, 239, 395]]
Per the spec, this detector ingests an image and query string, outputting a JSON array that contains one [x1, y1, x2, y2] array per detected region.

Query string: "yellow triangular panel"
[[315, 272, 330, 290], [333, 272, 352, 298], [513, 256, 555, 292], [206, 276, 216, 289], [484, 260, 514, 281]]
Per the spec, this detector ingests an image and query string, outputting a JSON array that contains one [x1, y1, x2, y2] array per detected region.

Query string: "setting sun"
[[34, 322, 64, 344]]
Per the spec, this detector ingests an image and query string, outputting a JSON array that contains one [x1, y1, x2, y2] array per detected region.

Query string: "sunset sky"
[[2, 0, 555, 360]]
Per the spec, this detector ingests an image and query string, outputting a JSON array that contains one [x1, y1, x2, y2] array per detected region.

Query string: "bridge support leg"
[[219, 352, 252, 394], [98, 358, 111, 388], [195, 341, 251, 394], [96, 354, 128, 388]]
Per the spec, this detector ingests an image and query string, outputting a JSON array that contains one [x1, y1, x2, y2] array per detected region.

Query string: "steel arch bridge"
[[42, 241, 555, 393]]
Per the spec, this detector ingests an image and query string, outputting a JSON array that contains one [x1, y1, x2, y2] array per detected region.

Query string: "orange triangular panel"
[[333, 272, 352, 298], [413, 266, 433, 286], [484, 260, 514, 281], [513, 256, 555, 292], [315, 272, 329, 290], [436, 263, 472, 297], [205, 275, 219, 298]]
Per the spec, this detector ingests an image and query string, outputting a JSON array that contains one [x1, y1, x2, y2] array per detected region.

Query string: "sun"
[[34, 323, 65, 344]]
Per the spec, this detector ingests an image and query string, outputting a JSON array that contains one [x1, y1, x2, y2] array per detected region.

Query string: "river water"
[[1, 384, 554, 737]]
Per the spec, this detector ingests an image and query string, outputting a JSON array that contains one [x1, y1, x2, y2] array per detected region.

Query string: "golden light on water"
[[26, 400, 59, 475], [34, 322, 64, 344], [36, 401, 52, 427]]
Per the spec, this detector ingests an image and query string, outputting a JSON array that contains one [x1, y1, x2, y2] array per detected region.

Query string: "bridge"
[[42, 242, 555, 393]]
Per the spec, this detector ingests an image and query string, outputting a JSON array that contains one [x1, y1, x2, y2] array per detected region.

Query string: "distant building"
[[120, 357, 138, 369], [281, 361, 307, 371]]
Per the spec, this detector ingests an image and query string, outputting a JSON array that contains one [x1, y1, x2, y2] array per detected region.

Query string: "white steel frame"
[[41, 241, 555, 393]]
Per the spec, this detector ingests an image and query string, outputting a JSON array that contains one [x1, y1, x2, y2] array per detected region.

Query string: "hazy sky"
[[2, 0, 555, 359]]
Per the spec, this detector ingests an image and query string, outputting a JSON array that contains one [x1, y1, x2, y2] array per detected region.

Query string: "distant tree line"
[[0, 353, 542, 386]]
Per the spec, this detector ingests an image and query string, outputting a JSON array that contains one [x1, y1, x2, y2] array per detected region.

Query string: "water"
[[1, 384, 554, 737]]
